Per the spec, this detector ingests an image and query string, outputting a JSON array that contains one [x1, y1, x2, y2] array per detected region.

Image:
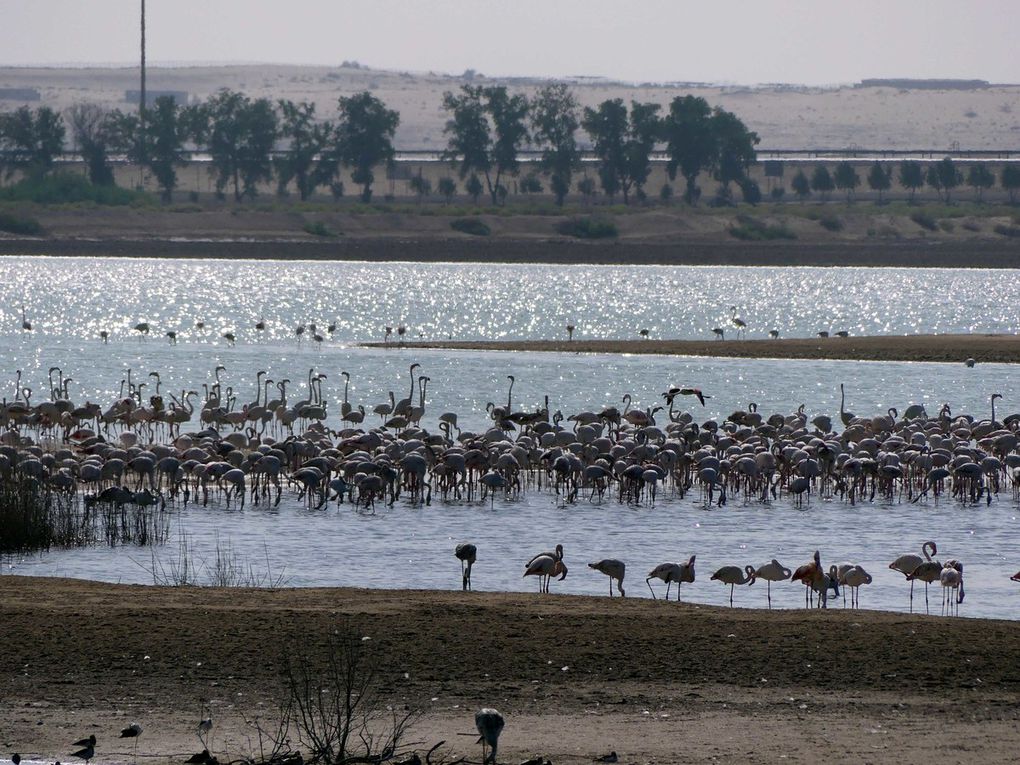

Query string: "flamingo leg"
[[647, 578, 657, 599], [767, 580, 772, 609]]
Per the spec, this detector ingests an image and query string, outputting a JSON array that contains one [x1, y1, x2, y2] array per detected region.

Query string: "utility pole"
[[139, 0, 146, 187]]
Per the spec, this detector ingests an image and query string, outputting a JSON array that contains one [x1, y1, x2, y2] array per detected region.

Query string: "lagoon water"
[[3, 256, 1020, 619]]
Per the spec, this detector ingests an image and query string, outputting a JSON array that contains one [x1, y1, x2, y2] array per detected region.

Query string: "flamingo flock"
[[462, 541, 965, 615], [0, 362, 1018, 613]]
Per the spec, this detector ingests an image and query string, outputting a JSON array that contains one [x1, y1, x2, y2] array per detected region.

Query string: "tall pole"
[[139, 0, 146, 186]]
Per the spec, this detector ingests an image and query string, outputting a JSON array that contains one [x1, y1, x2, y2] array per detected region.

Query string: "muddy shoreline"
[[2, 235, 1020, 268]]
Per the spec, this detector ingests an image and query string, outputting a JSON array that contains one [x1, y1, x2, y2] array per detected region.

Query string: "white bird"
[[838, 565, 873, 609], [588, 559, 626, 597], [524, 554, 567, 593], [474, 708, 505, 765], [754, 559, 792, 609], [455, 542, 477, 591], [710, 564, 756, 606], [890, 540, 937, 613], [940, 560, 964, 616], [646, 555, 696, 601]]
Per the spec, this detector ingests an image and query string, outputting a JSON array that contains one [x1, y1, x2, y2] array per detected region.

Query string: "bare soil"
[[2, 577, 1019, 764], [374, 334, 1020, 364]]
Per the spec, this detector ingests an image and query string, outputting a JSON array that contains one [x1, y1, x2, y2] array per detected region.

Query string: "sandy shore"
[[2, 576, 1019, 764], [2, 226, 1020, 269], [369, 333, 1020, 364]]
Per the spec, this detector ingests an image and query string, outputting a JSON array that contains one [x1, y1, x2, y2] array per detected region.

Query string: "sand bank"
[[1, 576, 1018, 764], [368, 333, 1020, 364]]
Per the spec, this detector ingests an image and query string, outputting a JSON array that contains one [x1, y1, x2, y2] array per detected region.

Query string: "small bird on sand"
[[12, 754, 21, 765], [72, 736, 96, 749], [597, 752, 619, 763], [120, 723, 143, 739], [186, 750, 216, 765], [71, 740, 95, 764]]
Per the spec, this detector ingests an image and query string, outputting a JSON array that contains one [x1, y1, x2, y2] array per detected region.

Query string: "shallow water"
[[3, 256, 1020, 619]]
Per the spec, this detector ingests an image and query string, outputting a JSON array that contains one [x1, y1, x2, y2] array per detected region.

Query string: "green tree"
[[713, 107, 759, 190], [202, 90, 279, 201], [936, 157, 962, 203], [811, 165, 834, 201], [577, 176, 597, 202], [582, 99, 661, 204], [66, 102, 120, 186], [0, 105, 66, 179], [739, 177, 762, 205], [519, 173, 543, 194], [833, 161, 860, 202], [661, 95, 715, 204], [899, 160, 925, 202], [530, 83, 580, 206], [866, 161, 891, 203], [1003, 164, 1020, 204], [409, 172, 431, 203], [966, 164, 995, 203], [142, 96, 189, 201], [791, 169, 811, 200], [441, 85, 529, 206], [333, 92, 399, 203], [276, 100, 337, 201], [437, 176, 457, 203], [465, 173, 484, 204]]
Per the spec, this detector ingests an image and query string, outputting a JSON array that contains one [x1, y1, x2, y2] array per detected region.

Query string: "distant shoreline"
[[366, 334, 1020, 364], [3, 236, 1020, 268]]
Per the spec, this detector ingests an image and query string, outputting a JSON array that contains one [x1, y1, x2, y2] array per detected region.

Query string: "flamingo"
[[753, 559, 792, 608], [711, 327, 725, 340], [474, 708, 505, 765], [730, 306, 747, 338], [791, 550, 822, 607], [393, 363, 420, 416], [710, 565, 756, 606], [455, 542, 476, 591], [1012, 570, 1020, 583], [768, 329, 779, 339], [839, 565, 873, 608], [134, 322, 150, 337], [940, 560, 964, 616], [839, 383, 854, 426], [646, 555, 696, 601], [21, 305, 31, 331], [588, 559, 626, 597], [890, 541, 937, 612], [119, 722, 143, 756], [524, 554, 568, 593]]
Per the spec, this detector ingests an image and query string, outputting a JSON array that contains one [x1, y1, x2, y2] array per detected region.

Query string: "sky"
[[1, 0, 1017, 86]]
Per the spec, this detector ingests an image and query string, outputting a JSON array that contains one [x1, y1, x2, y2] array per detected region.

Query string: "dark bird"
[[475, 708, 505, 765], [455, 542, 477, 591], [72, 736, 96, 749], [186, 750, 214, 765], [597, 753, 619, 763], [12, 754, 21, 765], [71, 741, 95, 764], [120, 723, 143, 738]]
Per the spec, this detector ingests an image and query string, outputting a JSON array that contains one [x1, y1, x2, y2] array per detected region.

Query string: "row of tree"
[[791, 157, 1020, 204], [0, 86, 760, 205]]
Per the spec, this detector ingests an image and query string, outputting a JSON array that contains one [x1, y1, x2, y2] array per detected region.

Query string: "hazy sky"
[[1, 0, 1017, 85]]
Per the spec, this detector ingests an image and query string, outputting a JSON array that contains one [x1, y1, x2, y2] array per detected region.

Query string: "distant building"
[[124, 89, 190, 105], [857, 79, 989, 90], [0, 88, 41, 101]]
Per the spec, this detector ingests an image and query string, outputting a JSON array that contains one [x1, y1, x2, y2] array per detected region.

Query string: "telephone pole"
[[139, 0, 147, 184]]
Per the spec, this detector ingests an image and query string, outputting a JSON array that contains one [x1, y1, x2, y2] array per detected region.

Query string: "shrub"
[[0, 173, 145, 206], [450, 217, 491, 236], [994, 224, 1020, 238], [0, 210, 43, 235], [556, 216, 618, 239], [818, 214, 844, 232], [728, 215, 796, 241], [939, 220, 955, 232], [910, 210, 938, 231], [303, 220, 337, 237], [962, 221, 981, 232]]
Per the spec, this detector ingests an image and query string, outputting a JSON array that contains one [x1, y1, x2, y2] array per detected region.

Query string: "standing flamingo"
[[455, 543, 476, 591], [474, 708, 504, 765], [710, 565, 756, 606], [588, 559, 626, 597], [730, 306, 747, 338], [753, 559, 792, 608], [890, 541, 937, 612]]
